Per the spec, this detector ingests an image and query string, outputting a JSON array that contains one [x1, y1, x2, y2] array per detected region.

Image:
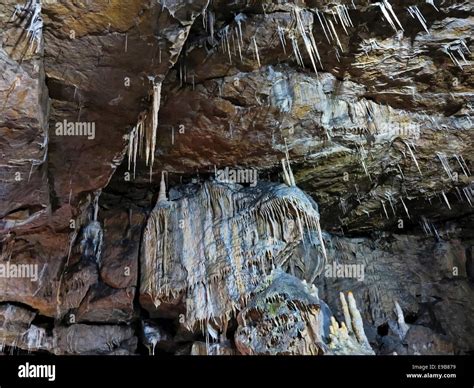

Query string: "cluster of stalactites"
[[141, 180, 328, 333], [11, 0, 43, 55], [210, 3, 355, 73], [128, 80, 163, 181]]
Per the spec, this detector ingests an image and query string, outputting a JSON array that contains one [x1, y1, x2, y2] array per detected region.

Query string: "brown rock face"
[[53, 324, 137, 355], [100, 208, 143, 289], [0, 0, 473, 355]]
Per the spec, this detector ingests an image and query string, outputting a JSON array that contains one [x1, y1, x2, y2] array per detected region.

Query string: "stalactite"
[[315, 10, 330, 44], [407, 6, 429, 34], [394, 300, 409, 340], [328, 19, 343, 52], [385, 191, 397, 216], [340, 292, 353, 334], [127, 80, 162, 181], [222, 26, 232, 64], [404, 141, 423, 177], [381, 200, 389, 219], [290, 33, 304, 67], [292, 6, 322, 72], [441, 191, 451, 210], [235, 27, 243, 61], [12, 0, 43, 54], [463, 186, 473, 207], [436, 152, 454, 181], [334, 5, 353, 35], [377, 0, 404, 33], [400, 197, 411, 219], [277, 23, 287, 54], [426, 0, 439, 11], [149, 81, 162, 180], [443, 40, 471, 70], [252, 36, 261, 68], [454, 154, 470, 177]]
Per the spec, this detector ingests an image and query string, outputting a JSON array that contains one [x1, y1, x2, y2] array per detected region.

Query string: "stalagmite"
[[282, 159, 292, 187], [157, 172, 168, 204], [347, 292, 371, 348], [340, 292, 353, 334], [394, 301, 409, 340]]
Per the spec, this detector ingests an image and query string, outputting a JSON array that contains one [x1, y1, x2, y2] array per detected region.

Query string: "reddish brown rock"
[[76, 284, 135, 324], [53, 324, 137, 355], [100, 208, 143, 289]]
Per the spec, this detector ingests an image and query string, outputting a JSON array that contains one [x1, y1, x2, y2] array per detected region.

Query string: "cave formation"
[[0, 0, 473, 356]]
